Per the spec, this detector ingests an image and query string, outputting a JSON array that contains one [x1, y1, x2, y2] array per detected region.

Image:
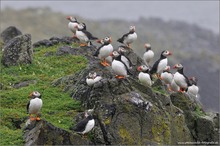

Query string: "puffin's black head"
[[189, 77, 198, 85], [66, 16, 77, 22], [137, 65, 149, 72], [144, 43, 151, 51], [161, 50, 172, 58], [129, 26, 136, 33], [88, 72, 97, 79], [84, 109, 94, 118], [110, 51, 121, 60], [173, 64, 183, 70], [29, 91, 41, 99], [97, 36, 112, 44], [118, 46, 127, 54]]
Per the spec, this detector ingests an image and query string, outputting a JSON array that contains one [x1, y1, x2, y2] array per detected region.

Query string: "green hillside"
[[0, 42, 87, 145]]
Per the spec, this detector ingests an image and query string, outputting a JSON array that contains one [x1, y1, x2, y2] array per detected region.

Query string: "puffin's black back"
[[117, 31, 133, 43], [82, 30, 98, 40], [150, 51, 166, 74], [73, 115, 93, 132]]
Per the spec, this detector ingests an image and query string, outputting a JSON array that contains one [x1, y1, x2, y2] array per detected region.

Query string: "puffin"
[[27, 91, 43, 121], [170, 78, 180, 92], [73, 109, 95, 137], [173, 63, 191, 93], [111, 51, 132, 79], [137, 65, 153, 87], [161, 66, 173, 85], [86, 72, 102, 86], [66, 16, 79, 37], [75, 23, 98, 46], [93, 37, 113, 66], [149, 50, 172, 78], [143, 43, 154, 67], [186, 77, 199, 98], [117, 46, 133, 69], [117, 26, 137, 48]]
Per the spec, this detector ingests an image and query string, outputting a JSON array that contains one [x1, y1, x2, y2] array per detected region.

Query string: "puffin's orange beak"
[[137, 66, 142, 71], [96, 39, 102, 44], [109, 37, 112, 43], [168, 52, 172, 55], [173, 65, 177, 69], [74, 25, 78, 28], [66, 16, 71, 20], [29, 92, 33, 97], [109, 52, 113, 56]]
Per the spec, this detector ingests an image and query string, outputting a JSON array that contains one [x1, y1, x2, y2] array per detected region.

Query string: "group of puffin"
[[25, 16, 199, 138]]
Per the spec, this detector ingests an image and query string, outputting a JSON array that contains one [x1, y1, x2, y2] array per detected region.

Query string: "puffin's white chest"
[[112, 60, 127, 77], [86, 76, 102, 86], [125, 32, 137, 44], [143, 50, 154, 65], [138, 72, 152, 86], [157, 58, 168, 74], [174, 72, 188, 88], [161, 72, 173, 84], [76, 30, 88, 42], [83, 119, 95, 134], [170, 79, 180, 92], [187, 85, 199, 97], [68, 22, 78, 33], [29, 98, 42, 114], [121, 55, 132, 69], [98, 44, 113, 59]]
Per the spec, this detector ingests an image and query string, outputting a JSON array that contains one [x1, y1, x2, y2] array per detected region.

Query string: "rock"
[[1, 34, 33, 67], [33, 36, 78, 48], [12, 80, 37, 89], [23, 119, 91, 145], [1, 26, 22, 43], [52, 45, 194, 145]]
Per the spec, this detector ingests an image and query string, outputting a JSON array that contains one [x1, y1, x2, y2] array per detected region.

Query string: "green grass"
[[0, 43, 87, 145]]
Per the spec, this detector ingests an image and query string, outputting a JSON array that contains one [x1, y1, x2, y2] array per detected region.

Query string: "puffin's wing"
[[93, 44, 105, 57], [120, 58, 133, 75], [124, 55, 133, 66], [150, 59, 160, 74], [26, 101, 30, 113], [73, 118, 88, 132], [82, 30, 98, 40], [117, 32, 130, 43], [184, 75, 191, 86]]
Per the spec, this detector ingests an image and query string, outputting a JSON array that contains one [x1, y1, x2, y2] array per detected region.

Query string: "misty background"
[[1, 1, 219, 112]]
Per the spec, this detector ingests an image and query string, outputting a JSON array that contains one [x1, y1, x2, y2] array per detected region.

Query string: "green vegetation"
[[0, 43, 87, 145]]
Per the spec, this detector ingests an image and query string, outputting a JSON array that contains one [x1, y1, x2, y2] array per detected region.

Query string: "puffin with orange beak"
[[117, 26, 137, 48], [137, 65, 153, 87], [93, 36, 113, 66], [173, 63, 191, 93], [86, 72, 102, 86], [150, 50, 172, 78], [66, 16, 80, 37], [75, 23, 98, 47], [27, 91, 43, 121]]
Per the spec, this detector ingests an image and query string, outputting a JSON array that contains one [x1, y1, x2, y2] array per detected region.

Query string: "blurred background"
[[1, 1, 219, 112]]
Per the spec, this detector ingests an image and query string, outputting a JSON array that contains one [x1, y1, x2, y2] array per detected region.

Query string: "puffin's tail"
[[90, 36, 98, 40], [117, 37, 123, 43]]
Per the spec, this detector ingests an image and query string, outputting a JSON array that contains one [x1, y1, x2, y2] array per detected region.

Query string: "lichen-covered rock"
[[1, 34, 33, 67], [23, 119, 90, 145], [52, 45, 195, 145], [0, 26, 22, 43]]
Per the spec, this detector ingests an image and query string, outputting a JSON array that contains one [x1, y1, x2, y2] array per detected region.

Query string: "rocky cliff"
[[22, 37, 219, 145], [1, 28, 219, 145]]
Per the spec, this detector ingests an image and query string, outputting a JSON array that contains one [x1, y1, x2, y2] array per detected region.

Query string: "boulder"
[[1, 26, 22, 43], [1, 34, 33, 67], [52, 45, 194, 145], [23, 119, 90, 145]]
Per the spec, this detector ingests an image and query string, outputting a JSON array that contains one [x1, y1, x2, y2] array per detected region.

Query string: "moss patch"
[[0, 43, 87, 145]]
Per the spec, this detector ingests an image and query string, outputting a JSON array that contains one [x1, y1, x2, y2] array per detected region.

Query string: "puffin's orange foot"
[[30, 117, 35, 121], [79, 43, 87, 47], [36, 117, 41, 121], [115, 75, 125, 79], [100, 60, 110, 67], [72, 35, 77, 39]]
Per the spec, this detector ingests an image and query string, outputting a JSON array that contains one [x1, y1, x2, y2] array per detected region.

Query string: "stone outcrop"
[[0, 26, 22, 43], [23, 119, 90, 146], [1, 34, 33, 66]]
